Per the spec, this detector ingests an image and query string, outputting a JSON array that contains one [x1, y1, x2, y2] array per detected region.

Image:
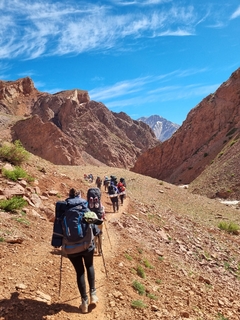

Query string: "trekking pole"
[[59, 250, 63, 298], [104, 220, 112, 249], [98, 234, 108, 278]]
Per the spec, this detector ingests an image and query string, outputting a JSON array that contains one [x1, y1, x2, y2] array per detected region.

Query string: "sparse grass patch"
[[0, 140, 30, 165], [0, 237, 5, 242], [0, 196, 28, 212], [216, 313, 229, 320], [132, 280, 145, 295], [131, 268, 137, 274], [203, 251, 211, 260], [158, 256, 164, 262], [131, 300, 146, 309], [223, 261, 231, 271], [147, 293, 157, 300], [155, 279, 162, 284], [2, 166, 34, 182], [205, 283, 212, 290], [142, 258, 154, 269], [14, 217, 30, 226], [137, 247, 143, 254], [125, 253, 133, 261], [12, 211, 30, 225], [136, 265, 145, 279], [218, 221, 239, 235]]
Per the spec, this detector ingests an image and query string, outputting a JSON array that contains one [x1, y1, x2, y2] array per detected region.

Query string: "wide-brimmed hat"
[[84, 211, 103, 225]]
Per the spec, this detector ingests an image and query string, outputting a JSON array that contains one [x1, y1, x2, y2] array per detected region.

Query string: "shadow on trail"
[[0, 291, 97, 320]]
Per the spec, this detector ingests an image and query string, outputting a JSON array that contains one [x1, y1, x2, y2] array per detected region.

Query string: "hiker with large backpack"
[[117, 181, 126, 205], [108, 180, 119, 213], [110, 175, 117, 186], [119, 177, 126, 188], [87, 187, 105, 255], [51, 188, 103, 314]]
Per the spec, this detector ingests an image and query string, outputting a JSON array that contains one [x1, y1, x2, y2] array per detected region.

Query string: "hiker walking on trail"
[[108, 180, 119, 213], [117, 181, 126, 205], [87, 187, 105, 255], [95, 176, 102, 189], [103, 176, 110, 191], [88, 174, 94, 183], [119, 177, 126, 188], [64, 188, 102, 314]]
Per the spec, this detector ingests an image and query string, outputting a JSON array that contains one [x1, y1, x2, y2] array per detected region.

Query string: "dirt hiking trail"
[[55, 189, 129, 320], [0, 177, 128, 320], [1, 162, 240, 320]]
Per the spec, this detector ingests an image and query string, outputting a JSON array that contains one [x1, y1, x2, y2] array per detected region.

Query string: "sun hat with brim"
[[84, 211, 103, 225]]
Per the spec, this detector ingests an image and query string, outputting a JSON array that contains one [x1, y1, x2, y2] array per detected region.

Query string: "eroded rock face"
[[0, 78, 158, 168], [0, 77, 39, 116], [132, 68, 240, 188], [13, 115, 85, 165]]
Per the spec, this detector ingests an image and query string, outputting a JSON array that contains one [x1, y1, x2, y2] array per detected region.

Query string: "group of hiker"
[[94, 175, 127, 212], [106, 175, 126, 212], [84, 173, 94, 183], [51, 175, 127, 314]]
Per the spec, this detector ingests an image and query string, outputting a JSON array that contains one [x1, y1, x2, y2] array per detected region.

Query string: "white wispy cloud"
[[230, 6, 240, 19], [90, 76, 152, 100], [89, 68, 212, 106], [103, 82, 219, 111], [0, 62, 12, 79], [0, 0, 203, 59], [110, 0, 171, 5]]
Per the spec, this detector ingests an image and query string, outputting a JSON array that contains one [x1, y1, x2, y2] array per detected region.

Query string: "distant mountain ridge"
[[138, 115, 180, 141]]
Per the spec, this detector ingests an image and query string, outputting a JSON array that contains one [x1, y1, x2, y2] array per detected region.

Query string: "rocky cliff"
[[132, 68, 240, 199], [0, 78, 158, 168], [0, 77, 40, 116]]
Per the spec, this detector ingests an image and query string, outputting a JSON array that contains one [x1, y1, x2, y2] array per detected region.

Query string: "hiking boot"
[[90, 290, 99, 305], [94, 197, 99, 208], [89, 197, 94, 209], [80, 297, 88, 313]]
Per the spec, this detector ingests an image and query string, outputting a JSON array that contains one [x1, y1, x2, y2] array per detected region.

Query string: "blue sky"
[[0, 0, 239, 125]]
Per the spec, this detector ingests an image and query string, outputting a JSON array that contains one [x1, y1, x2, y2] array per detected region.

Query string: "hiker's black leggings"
[[110, 197, 119, 212], [68, 249, 95, 300]]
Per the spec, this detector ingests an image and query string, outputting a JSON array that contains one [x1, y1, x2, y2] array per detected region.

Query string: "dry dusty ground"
[[1, 158, 240, 320]]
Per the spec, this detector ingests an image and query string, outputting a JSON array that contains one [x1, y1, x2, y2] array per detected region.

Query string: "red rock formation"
[[0, 77, 40, 116], [0, 78, 158, 168], [132, 68, 240, 190], [13, 115, 86, 165]]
